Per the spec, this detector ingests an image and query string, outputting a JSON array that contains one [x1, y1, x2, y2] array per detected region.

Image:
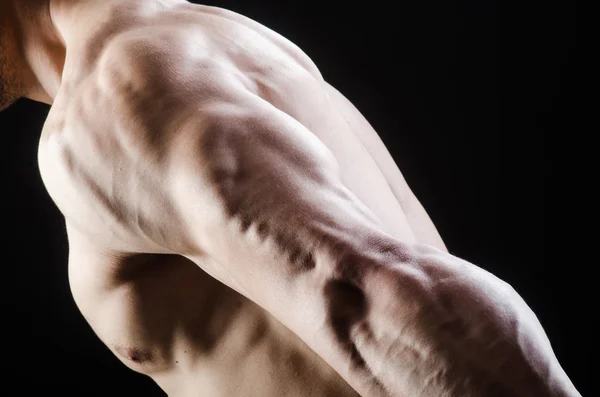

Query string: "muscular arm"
[[158, 95, 578, 397], [86, 39, 577, 396]]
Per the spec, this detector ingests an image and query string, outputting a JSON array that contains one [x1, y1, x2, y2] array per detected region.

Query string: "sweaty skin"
[[1, 1, 579, 396]]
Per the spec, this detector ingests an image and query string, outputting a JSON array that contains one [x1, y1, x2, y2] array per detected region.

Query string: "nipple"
[[115, 346, 154, 364]]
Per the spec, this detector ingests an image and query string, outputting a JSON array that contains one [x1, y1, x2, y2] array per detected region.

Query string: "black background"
[[1, 0, 581, 395]]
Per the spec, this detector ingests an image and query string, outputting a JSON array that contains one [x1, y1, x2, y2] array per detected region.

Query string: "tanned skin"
[[1, 1, 579, 396]]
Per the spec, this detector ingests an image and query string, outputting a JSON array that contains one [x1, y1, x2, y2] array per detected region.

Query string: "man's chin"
[[0, 97, 20, 112]]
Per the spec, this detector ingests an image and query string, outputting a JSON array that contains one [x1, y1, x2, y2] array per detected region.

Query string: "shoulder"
[[59, 26, 243, 143], [92, 28, 206, 100], [195, 5, 323, 81]]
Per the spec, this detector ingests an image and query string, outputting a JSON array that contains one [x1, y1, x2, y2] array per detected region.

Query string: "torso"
[[38, 2, 444, 396]]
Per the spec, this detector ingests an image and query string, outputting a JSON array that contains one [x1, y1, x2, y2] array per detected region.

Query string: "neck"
[[11, 0, 65, 104], [16, 0, 124, 105], [17, 0, 184, 105]]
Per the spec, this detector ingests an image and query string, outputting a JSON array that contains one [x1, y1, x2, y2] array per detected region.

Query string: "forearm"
[[337, 244, 580, 397]]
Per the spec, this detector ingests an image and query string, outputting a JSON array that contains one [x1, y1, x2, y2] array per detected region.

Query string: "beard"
[[0, 34, 23, 111], [0, 80, 21, 111]]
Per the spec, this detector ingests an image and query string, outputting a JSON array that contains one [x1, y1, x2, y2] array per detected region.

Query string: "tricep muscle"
[[322, 82, 447, 252]]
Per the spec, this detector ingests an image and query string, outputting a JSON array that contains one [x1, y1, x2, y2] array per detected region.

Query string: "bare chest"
[[66, 240, 357, 396], [37, 112, 179, 254]]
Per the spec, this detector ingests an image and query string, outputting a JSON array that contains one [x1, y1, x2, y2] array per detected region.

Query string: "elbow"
[[323, 279, 369, 343], [321, 236, 423, 337], [320, 238, 423, 365], [322, 278, 379, 380]]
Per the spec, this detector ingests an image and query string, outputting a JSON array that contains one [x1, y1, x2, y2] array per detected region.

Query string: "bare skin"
[[1, 1, 579, 396]]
